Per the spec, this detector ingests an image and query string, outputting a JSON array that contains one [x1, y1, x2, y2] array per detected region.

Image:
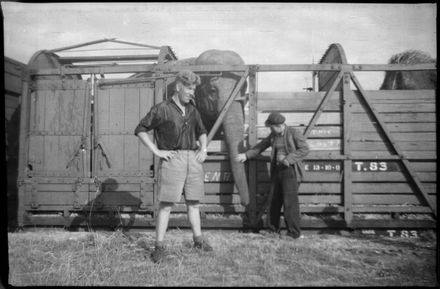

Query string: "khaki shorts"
[[158, 150, 205, 203]]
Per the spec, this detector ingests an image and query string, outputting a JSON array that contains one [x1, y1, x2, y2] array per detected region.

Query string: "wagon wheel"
[[317, 43, 348, 91]]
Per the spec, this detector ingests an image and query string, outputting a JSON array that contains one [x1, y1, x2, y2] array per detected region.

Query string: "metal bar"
[[108, 39, 161, 50], [255, 63, 436, 72], [30, 63, 436, 76], [48, 38, 116, 53], [207, 67, 250, 144], [342, 72, 353, 226], [92, 79, 100, 177], [59, 55, 159, 63], [303, 71, 343, 138], [350, 72, 436, 217]]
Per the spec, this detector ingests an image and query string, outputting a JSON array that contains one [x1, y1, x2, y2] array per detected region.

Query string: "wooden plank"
[[258, 112, 436, 126], [257, 126, 341, 138], [352, 141, 436, 151], [351, 183, 436, 194], [88, 191, 147, 206], [21, 214, 436, 229], [352, 172, 436, 182], [204, 183, 239, 194], [24, 191, 89, 206], [258, 112, 341, 126], [123, 87, 141, 172], [257, 92, 342, 111], [351, 205, 433, 213], [353, 195, 436, 206], [255, 182, 436, 195], [350, 103, 435, 113], [350, 89, 435, 101], [259, 150, 436, 160], [257, 90, 434, 108], [352, 112, 436, 123], [351, 122, 436, 133], [256, 195, 342, 205], [203, 161, 231, 171], [195, 194, 242, 204], [173, 204, 246, 213], [33, 79, 89, 91], [351, 132, 436, 142]]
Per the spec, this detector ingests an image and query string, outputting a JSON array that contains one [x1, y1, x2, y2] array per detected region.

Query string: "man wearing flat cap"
[[135, 70, 212, 263], [236, 112, 309, 239]]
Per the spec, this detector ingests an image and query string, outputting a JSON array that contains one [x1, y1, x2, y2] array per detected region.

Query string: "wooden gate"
[[92, 79, 156, 214], [21, 79, 92, 216]]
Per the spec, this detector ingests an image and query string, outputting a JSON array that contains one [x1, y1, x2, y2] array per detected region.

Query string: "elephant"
[[380, 50, 436, 90], [132, 49, 250, 206]]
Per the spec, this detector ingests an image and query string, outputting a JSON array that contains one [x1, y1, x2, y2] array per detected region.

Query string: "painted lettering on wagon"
[[204, 171, 233, 182], [361, 229, 418, 238], [304, 161, 341, 171], [352, 161, 399, 172], [304, 161, 398, 172]]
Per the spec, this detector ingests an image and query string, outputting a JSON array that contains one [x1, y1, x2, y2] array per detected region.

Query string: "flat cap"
[[176, 70, 201, 86], [265, 112, 286, 127]]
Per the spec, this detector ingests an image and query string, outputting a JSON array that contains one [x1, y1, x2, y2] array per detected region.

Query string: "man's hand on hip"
[[156, 150, 177, 160]]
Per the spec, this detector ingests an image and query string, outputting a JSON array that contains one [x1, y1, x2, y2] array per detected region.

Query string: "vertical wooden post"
[[17, 76, 31, 227], [248, 66, 258, 227], [153, 76, 165, 217], [342, 71, 353, 226]]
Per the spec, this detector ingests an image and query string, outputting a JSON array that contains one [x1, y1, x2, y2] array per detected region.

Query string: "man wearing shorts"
[[135, 70, 213, 263]]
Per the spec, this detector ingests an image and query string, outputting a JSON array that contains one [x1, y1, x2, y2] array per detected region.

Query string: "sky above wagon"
[[2, 2, 437, 90]]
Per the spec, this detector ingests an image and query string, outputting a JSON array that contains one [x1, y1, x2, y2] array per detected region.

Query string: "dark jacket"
[[245, 126, 309, 182]]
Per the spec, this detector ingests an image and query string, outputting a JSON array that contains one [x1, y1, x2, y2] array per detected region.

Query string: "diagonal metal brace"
[[207, 67, 249, 144], [94, 141, 112, 169], [304, 71, 344, 138], [349, 71, 436, 217]]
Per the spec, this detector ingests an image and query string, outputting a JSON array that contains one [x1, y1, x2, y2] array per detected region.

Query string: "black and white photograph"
[[3, 2, 437, 287]]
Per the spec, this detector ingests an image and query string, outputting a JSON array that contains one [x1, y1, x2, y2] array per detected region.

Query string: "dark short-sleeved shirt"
[[134, 99, 207, 150]]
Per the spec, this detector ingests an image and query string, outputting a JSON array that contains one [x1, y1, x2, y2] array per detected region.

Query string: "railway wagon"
[[12, 40, 436, 230], [5, 56, 27, 228]]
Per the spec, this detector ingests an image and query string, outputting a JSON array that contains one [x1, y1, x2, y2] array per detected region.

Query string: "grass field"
[[7, 228, 438, 286]]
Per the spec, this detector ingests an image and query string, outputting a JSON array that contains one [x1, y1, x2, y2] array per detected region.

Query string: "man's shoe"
[[151, 245, 166, 263], [193, 236, 213, 252]]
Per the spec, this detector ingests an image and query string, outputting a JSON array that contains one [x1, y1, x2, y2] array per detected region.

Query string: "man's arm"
[[235, 135, 272, 163], [195, 133, 208, 162], [137, 131, 176, 161]]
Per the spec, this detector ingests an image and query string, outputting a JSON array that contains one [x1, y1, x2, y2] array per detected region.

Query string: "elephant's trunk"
[[216, 79, 250, 206]]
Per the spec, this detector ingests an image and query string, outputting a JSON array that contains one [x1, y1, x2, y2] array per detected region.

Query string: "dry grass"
[[8, 228, 438, 287]]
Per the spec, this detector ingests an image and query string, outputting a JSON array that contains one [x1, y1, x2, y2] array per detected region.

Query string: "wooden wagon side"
[[14, 40, 436, 230]]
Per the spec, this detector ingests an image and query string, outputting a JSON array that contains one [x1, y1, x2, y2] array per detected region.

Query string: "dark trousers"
[[268, 165, 301, 236]]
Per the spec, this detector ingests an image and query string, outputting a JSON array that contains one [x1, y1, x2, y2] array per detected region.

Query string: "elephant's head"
[[193, 50, 250, 206], [380, 50, 436, 90]]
